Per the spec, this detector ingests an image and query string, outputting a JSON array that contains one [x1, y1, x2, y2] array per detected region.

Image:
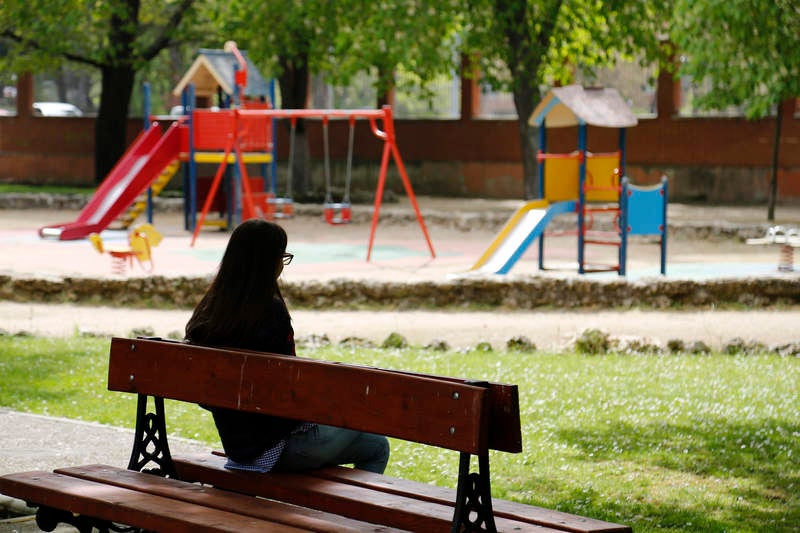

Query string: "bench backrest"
[[108, 338, 521, 455]]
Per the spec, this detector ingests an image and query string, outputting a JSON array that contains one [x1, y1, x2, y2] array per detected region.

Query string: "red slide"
[[39, 122, 183, 241]]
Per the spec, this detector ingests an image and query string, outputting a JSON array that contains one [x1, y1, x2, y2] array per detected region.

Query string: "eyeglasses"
[[282, 253, 294, 265]]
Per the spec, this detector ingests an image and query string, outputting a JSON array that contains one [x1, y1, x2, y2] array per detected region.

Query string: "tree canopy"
[[671, 0, 800, 219], [216, 0, 463, 196], [672, 0, 800, 119], [0, 0, 214, 181], [462, 0, 673, 197], [3, 0, 795, 209]]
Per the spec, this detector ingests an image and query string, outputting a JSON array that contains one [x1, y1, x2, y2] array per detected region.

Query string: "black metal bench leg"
[[37, 506, 94, 533], [127, 394, 176, 477], [452, 452, 497, 532]]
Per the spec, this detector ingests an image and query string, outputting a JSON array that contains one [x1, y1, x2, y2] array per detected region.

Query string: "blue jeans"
[[274, 424, 390, 474]]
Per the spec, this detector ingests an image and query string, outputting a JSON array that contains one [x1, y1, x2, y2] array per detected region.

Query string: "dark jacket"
[[197, 298, 302, 463]]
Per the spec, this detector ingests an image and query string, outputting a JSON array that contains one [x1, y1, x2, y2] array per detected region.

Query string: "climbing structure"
[[528, 85, 667, 275]]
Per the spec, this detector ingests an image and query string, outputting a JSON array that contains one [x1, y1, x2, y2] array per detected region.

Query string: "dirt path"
[[2, 301, 797, 351]]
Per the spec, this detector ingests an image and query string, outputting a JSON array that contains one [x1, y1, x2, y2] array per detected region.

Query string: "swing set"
[[189, 105, 436, 261], [251, 114, 354, 224]]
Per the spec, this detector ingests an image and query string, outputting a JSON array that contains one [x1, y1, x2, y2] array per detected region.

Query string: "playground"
[[2, 43, 798, 352], [21, 44, 797, 288]]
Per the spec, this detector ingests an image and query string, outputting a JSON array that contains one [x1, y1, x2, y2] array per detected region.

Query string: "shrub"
[[474, 341, 493, 352], [667, 339, 685, 353], [506, 336, 536, 352], [381, 332, 408, 349], [575, 328, 610, 354], [689, 340, 712, 354], [424, 339, 450, 351], [339, 336, 375, 349], [129, 327, 155, 338]]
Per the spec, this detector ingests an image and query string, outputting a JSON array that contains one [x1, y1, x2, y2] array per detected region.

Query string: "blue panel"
[[627, 185, 666, 235]]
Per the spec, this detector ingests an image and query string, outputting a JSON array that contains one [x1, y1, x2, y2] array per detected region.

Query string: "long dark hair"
[[186, 219, 289, 348]]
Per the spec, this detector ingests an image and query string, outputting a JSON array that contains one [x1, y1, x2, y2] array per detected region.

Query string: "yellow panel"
[[585, 153, 620, 202], [189, 152, 273, 164], [543, 153, 580, 202], [201, 219, 228, 228]]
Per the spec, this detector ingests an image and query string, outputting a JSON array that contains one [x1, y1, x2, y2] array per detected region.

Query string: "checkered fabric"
[[224, 422, 316, 473]]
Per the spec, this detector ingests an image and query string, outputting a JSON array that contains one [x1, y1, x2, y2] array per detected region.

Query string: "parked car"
[[169, 105, 187, 116], [33, 102, 83, 117]]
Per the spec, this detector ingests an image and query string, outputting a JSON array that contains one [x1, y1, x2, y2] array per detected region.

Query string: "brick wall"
[[1, 73, 798, 203]]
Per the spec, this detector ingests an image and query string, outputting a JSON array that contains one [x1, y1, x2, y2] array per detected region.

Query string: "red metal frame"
[[192, 106, 435, 261]]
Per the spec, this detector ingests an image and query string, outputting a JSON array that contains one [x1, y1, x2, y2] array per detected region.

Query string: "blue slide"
[[470, 200, 576, 274]]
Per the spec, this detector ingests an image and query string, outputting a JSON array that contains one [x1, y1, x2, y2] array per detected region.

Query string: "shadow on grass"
[[554, 418, 799, 532]]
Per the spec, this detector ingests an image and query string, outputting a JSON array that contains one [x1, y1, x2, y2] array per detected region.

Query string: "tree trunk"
[[94, 64, 135, 182], [767, 103, 782, 221], [495, 0, 558, 200], [376, 65, 395, 109], [94, 0, 138, 183], [278, 54, 312, 199], [513, 86, 541, 200]]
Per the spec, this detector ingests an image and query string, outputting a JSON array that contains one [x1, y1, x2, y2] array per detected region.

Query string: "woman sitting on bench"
[[185, 219, 390, 474]]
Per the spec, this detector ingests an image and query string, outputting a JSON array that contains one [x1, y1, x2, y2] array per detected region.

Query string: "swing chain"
[[344, 116, 355, 205], [322, 117, 333, 204], [286, 118, 296, 198]]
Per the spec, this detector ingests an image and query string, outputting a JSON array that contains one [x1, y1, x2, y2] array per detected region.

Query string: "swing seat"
[[249, 191, 276, 220], [324, 202, 352, 225], [268, 197, 294, 219]]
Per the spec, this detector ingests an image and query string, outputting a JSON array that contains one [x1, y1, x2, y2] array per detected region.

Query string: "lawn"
[[0, 183, 96, 195], [0, 334, 797, 532]]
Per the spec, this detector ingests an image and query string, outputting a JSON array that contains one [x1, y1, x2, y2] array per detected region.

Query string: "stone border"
[[1, 274, 798, 310]]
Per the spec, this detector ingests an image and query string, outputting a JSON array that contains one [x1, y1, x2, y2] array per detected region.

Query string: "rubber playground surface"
[[1, 198, 799, 284]]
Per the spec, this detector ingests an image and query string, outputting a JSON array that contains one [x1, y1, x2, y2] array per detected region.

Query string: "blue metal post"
[[142, 82, 155, 224], [269, 79, 278, 195], [661, 176, 668, 275], [537, 124, 547, 270], [617, 127, 627, 275], [142, 82, 151, 131], [577, 123, 587, 274], [231, 64, 243, 223], [186, 84, 197, 232], [619, 177, 629, 276], [232, 65, 241, 107]]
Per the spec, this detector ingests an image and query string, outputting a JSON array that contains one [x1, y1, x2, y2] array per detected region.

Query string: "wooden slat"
[[384, 368, 522, 453], [108, 337, 490, 454], [310, 466, 632, 533], [220, 341, 522, 452], [0, 471, 306, 533], [173, 454, 557, 533], [56, 465, 403, 533]]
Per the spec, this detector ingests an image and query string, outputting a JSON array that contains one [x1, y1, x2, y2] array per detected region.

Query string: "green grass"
[[0, 183, 97, 195], [0, 334, 797, 532]]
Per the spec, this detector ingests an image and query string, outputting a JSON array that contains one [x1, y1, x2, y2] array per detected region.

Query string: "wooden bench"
[[0, 337, 632, 532]]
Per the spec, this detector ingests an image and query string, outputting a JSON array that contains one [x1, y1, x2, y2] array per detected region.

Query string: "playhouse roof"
[[529, 85, 638, 128], [172, 48, 271, 99]]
